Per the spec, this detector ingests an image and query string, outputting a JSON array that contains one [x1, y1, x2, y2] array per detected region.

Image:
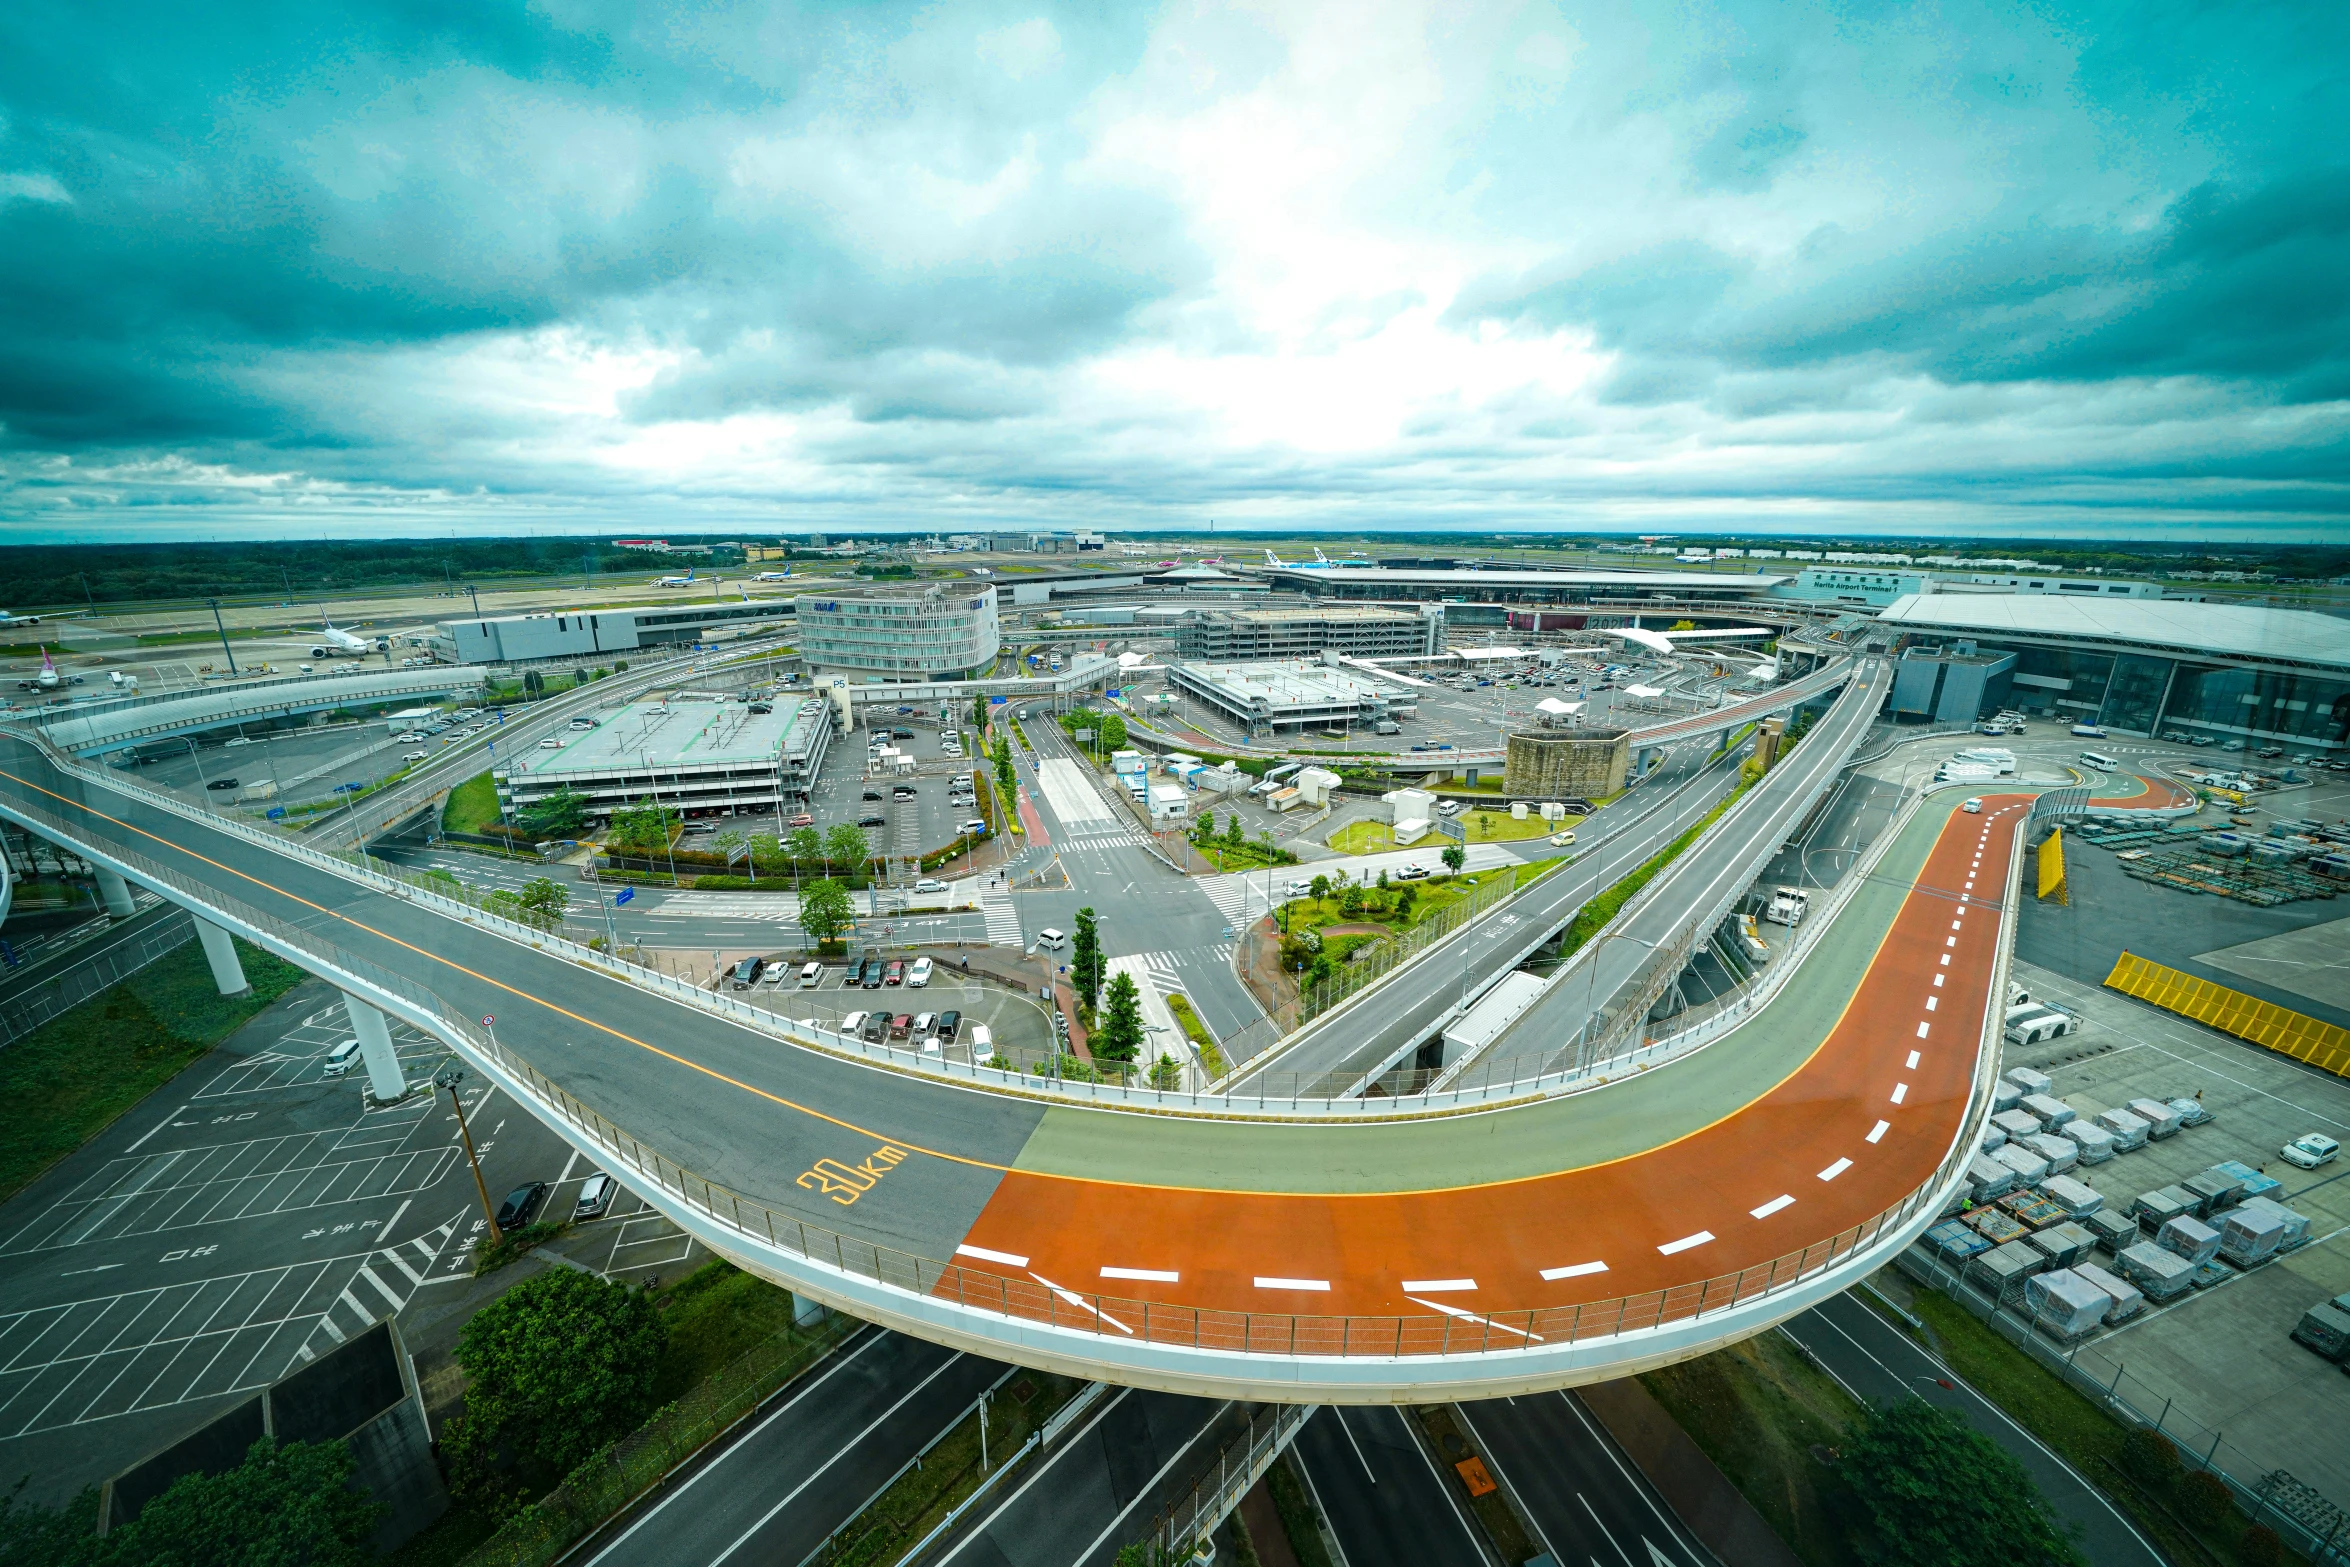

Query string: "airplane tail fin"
[[1313, 547, 1328, 564], [1265, 549, 1281, 566]]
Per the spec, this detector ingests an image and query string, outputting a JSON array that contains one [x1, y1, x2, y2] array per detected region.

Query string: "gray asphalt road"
[[1459, 1391, 1716, 1566], [1292, 1404, 1493, 1567], [587, 1328, 1009, 1567], [935, 1386, 1242, 1567], [1780, 1291, 2164, 1567]]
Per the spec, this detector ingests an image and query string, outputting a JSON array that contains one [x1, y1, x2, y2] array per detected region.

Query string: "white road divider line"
[[1819, 1158, 1853, 1181], [1866, 1120, 1890, 1143], [1031, 1272, 1133, 1334], [1407, 1296, 1542, 1341], [1401, 1278, 1476, 1293], [1891, 1083, 1909, 1104], [1540, 1261, 1608, 1280], [1750, 1195, 1795, 1219], [1907, 1051, 1922, 1069], [956, 1243, 1029, 1268], [1656, 1231, 1714, 1256], [1916, 1021, 1930, 1037], [1100, 1267, 1179, 1283], [1254, 1276, 1330, 1291]]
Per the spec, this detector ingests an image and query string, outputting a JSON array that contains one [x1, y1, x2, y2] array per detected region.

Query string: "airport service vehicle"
[[573, 1173, 616, 1219], [225, 736, 254, 748], [2080, 751, 2120, 771], [1962, 797, 1984, 813], [2281, 1133, 2339, 1170], [908, 957, 933, 987], [2070, 723, 2107, 738], [322, 1038, 362, 1077], [1763, 886, 1810, 927]]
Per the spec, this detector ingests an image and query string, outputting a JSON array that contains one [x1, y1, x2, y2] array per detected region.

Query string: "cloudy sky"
[[2, 0, 2344, 541]]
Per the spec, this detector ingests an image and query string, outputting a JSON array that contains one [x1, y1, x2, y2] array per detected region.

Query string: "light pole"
[[436, 1064, 504, 1244], [206, 598, 238, 676]]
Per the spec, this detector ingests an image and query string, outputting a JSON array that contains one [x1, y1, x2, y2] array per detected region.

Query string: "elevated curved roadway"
[[0, 709, 2016, 1400]]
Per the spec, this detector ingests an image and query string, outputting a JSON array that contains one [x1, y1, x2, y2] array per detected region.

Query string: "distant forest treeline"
[[0, 539, 761, 611]]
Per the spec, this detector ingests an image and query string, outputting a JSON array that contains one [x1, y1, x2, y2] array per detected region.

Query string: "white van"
[[321, 1038, 362, 1077], [798, 962, 823, 988], [2079, 751, 2119, 772], [968, 1023, 995, 1057], [1036, 928, 1067, 951]]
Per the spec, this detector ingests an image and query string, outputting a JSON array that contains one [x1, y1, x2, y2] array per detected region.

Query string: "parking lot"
[[802, 707, 986, 864], [107, 721, 429, 813], [738, 959, 1057, 1064]]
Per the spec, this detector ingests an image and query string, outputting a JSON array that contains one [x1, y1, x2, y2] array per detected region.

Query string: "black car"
[[860, 1013, 888, 1042], [207, 778, 239, 790], [858, 813, 886, 827], [860, 959, 884, 988], [863, 789, 883, 801], [936, 1009, 961, 1042], [892, 727, 914, 739], [731, 955, 766, 989], [495, 1181, 550, 1230]]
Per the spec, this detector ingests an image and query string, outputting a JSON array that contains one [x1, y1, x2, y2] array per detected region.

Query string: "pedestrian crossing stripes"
[[1195, 877, 1268, 928], [291, 1215, 463, 1367], [1056, 829, 1142, 853], [981, 891, 1023, 948]]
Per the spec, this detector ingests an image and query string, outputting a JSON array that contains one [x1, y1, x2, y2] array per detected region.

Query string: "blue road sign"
[[613, 887, 635, 905]]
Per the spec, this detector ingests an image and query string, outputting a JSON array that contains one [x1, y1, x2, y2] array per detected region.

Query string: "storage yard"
[[1902, 955, 2350, 1515]]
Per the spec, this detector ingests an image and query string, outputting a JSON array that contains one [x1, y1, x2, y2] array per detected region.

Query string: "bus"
[[2079, 750, 2119, 772]]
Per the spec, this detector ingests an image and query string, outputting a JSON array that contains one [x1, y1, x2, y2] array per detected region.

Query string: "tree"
[[798, 878, 855, 949], [1839, 1400, 2086, 1567], [1098, 712, 1127, 751], [1149, 1053, 1182, 1090], [1394, 885, 1419, 923], [1071, 906, 1103, 1010], [1339, 885, 1365, 917], [993, 736, 1015, 795], [712, 827, 748, 865], [824, 823, 873, 877], [746, 831, 782, 878], [518, 787, 587, 839], [1095, 971, 1145, 1062], [449, 1270, 667, 1488], [89, 1436, 383, 1567], [972, 693, 990, 732], [516, 876, 569, 924], [785, 826, 824, 869], [1225, 812, 1245, 846], [1309, 874, 1331, 901], [607, 796, 674, 855], [1441, 844, 1466, 875]]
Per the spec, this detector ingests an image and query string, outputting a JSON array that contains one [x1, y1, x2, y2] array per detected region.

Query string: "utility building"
[[495, 695, 834, 824]]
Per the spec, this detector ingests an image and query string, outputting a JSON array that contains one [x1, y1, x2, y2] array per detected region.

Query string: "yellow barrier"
[[2037, 829, 2067, 905], [2105, 952, 2350, 1079]]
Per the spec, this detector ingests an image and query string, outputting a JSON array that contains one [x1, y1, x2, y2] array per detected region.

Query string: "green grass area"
[[1640, 1331, 1867, 1567], [1326, 819, 1399, 854], [647, 1259, 807, 1403], [1267, 1455, 1337, 1567], [1416, 1403, 1536, 1562], [1900, 1287, 2293, 1567], [441, 769, 502, 835], [1164, 992, 1228, 1078], [0, 936, 307, 1203], [1191, 836, 1296, 871]]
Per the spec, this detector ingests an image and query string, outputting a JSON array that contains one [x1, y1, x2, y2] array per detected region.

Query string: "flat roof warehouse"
[[497, 695, 835, 820]]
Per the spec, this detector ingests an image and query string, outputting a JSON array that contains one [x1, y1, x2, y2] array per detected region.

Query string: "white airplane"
[[754, 570, 792, 582], [310, 616, 387, 658], [34, 647, 60, 689], [1263, 547, 1366, 569], [0, 610, 40, 628], [654, 566, 696, 588], [1604, 626, 1774, 657]]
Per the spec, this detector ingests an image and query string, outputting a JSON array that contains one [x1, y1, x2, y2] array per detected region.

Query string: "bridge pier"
[[194, 918, 251, 998], [95, 865, 138, 919], [341, 994, 411, 1104]]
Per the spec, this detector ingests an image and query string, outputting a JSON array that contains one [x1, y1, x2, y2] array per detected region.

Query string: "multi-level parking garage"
[[0, 643, 2037, 1401]]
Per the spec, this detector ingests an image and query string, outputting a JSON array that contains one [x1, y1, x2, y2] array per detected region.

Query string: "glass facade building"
[[793, 585, 1000, 679], [1877, 596, 2350, 752]]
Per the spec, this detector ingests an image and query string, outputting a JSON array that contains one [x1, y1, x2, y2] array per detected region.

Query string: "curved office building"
[[793, 584, 1000, 679]]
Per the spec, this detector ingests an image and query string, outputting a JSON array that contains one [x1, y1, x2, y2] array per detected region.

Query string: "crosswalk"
[[1056, 828, 1143, 854], [297, 1215, 464, 1363], [1196, 876, 1271, 928], [981, 890, 1022, 947]]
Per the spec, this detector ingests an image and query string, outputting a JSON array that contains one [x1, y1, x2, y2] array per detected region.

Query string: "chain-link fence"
[[1154, 1401, 1311, 1557], [0, 911, 195, 1048]]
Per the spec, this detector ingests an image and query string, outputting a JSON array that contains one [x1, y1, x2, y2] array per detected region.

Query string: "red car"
[[889, 1013, 913, 1039], [883, 960, 905, 986], [786, 813, 815, 828]]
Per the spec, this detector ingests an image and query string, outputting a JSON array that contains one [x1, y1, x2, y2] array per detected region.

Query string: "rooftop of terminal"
[[505, 694, 828, 782], [1877, 594, 2350, 673]]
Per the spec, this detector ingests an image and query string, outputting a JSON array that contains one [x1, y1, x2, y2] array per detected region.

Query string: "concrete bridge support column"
[[195, 918, 251, 997], [341, 994, 410, 1104], [95, 865, 137, 918]]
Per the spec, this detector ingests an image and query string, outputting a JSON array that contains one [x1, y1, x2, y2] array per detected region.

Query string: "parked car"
[[225, 736, 255, 748], [207, 777, 239, 790], [860, 1013, 887, 1042], [321, 1038, 362, 1077], [495, 1182, 550, 1230], [884, 960, 905, 986], [539, 737, 561, 749], [573, 1173, 616, 1220], [888, 1012, 913, 1039], [968, 1022, 994, 1056], [908, 957, 933, 987], [730, 955, 765, 989], [2281, 1132, 2339, 1170], [858, 814, 886, 828], [860, 959, 884, 988], [841, 1009, 869, 1036], [799, 962, 823, 988], [404, 750, 428, 763], [913, 1011, 936, 1040], [1435, 800, 1462, 817]]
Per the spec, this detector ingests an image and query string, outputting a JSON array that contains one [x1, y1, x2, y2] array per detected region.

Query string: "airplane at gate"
[[654, 566, 697, 587], [310, 617, 386, 658]]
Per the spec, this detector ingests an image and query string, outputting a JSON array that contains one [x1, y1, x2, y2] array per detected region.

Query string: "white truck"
[[1762, 886, 1810, 927]]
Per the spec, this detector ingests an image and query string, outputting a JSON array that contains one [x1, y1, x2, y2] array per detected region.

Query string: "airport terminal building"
[[1877, 596, 2350, 753]]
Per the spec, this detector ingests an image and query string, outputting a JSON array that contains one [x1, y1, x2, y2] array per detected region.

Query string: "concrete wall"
[[1504, 728, 1629, 799]]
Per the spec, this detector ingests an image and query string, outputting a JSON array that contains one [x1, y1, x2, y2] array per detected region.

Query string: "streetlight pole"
[[436, 1065, 504, 1244], [207, 598, 239, 676]]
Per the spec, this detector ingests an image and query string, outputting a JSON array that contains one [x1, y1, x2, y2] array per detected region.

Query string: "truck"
[[1373, 720, 1402, 736], [1762, 886, 1810, 927], [1936, 760, 2004, 783], [2004, 1004, 2080, 1047]]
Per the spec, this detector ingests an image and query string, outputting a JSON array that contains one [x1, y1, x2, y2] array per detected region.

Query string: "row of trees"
[[1069, 906, 1145, 1061]]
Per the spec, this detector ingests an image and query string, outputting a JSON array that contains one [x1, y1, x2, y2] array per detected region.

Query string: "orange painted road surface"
[[939, 796, 2025, 1340], [2093, 774, 2195, 811]]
